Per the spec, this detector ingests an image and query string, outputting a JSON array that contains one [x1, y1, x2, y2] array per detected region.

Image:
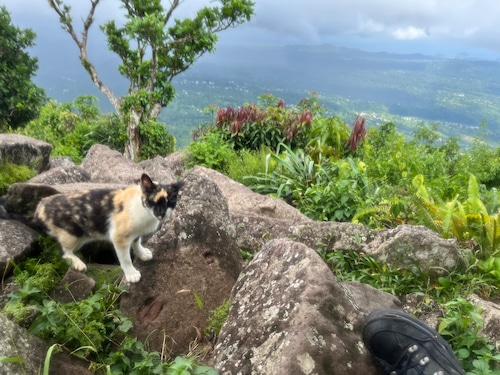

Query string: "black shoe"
[[363, 309, 465, 375]]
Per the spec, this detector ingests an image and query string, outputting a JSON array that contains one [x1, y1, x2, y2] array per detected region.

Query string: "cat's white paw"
[[124, 269, 142, 283], [63, 254, 87, 271], [137, 248, 153, 261]]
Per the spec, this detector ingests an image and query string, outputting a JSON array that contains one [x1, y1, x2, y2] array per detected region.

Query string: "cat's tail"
[[0, 201, 46, 233]]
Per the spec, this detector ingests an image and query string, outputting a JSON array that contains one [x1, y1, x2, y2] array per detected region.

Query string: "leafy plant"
[[211, 94, 314, 152], [250, 142, 319, 204], [187, 131, 237, 173], [411, 174, 500, 258], [139, 119, 176, 160], [438, 298, 500, 374], [204, 299, 231, 336]]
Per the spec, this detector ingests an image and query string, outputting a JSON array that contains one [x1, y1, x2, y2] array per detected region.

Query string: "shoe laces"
[[390, 344, 445, 375]]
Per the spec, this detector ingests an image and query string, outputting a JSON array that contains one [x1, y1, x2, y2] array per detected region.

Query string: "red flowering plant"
[[211, 94, 314, 151]]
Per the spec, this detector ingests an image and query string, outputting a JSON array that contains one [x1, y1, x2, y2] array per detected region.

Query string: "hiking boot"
[[363, 309, 465, 375]]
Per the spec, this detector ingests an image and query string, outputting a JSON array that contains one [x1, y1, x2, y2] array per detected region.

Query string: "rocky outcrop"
[[81, 144, 176, 184], [214, 239, 401, 375], [0, 134, 52, 173], [0, 138, 498, 374]]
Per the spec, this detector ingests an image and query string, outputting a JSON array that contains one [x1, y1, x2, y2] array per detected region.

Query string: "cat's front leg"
[[113, 241, 142, 283], [132, 237, 153, 261]]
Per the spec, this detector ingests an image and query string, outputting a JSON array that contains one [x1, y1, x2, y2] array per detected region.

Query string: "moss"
[[0, 160, 36, 195]]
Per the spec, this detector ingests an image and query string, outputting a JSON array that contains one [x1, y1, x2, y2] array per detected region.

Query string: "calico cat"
[[34, 174, 182, 283]]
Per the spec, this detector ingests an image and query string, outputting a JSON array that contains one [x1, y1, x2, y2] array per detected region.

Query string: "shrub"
[[187, 131, 237, 173], [210, 94, 314, 152], [139, 119, 176, 160]]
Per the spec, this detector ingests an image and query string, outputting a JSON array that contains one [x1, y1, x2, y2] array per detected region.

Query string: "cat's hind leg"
[[132, 237, 153, 261], [58, 235, 87, 271]]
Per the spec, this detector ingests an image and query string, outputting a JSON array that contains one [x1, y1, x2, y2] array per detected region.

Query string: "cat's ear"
[[140, 174, 155, 194]]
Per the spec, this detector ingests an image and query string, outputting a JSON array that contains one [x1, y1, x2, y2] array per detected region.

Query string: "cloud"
[[3, 0, 500, 57], [392, 26, 428, 40]]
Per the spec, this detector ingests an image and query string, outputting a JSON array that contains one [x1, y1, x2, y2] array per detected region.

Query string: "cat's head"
[[140, 174, 183, 220]]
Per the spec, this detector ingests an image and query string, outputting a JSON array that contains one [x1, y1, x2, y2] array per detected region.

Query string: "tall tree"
[[49, 0, 254, 160], [0, 6, 46, 131]]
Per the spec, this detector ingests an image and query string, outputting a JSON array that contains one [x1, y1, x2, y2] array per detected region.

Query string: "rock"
[[50, 268, 96, 304], [80, 144, 142, 184], [365, 224, 462, 277], [120, 168, 243, 356], [28, 166, 91, 185], [214, 239, 401, 375], [164, 150, 188, 177], [0, 313, 92, 375], [80, 144, 175, 184], [138, 156, 177, 184], [49, 156, 75, 169], [195, 166, 312, 222], [469, 294, 500, 344], [232, 216, 462, 277], [0, 134, 52, 173], [0, 220, 39, 274], [232, 214, 372, 254]]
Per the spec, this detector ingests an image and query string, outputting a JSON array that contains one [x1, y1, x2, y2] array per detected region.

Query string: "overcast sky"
[[3, 0, 500, 59]]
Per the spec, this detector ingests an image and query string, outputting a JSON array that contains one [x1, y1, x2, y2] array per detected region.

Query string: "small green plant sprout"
[[204, 299, 231, 337]]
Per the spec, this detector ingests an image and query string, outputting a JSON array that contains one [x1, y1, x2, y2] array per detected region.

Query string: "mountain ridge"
[[32, 43, 500, 148]]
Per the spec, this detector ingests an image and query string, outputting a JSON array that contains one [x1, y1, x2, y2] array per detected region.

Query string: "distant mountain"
[[32, 43, 500, 148]]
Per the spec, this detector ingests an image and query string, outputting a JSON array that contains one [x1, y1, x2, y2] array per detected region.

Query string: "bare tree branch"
[[48, 0, 121, 113], [164, 0, 181, 26]]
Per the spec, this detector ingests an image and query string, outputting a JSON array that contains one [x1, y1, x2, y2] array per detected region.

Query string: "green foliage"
[[29, 284, 131, 360], [17, 97, 125, 162], [299, 158, 372, 221], [204, 299, 231, 336], [306, 115, 350, 162], [0, 6, 46, 130], [209, 94, 314, 152], [139, 119, 176, 160], [226, 148, 273, 184], [250, 143, 318, 200], [0, 160, 36, 195], [187, 131, 237, 172], [411, 174, 500, 259], [321, 249, 430, 296], [438, 299, 500, 374]]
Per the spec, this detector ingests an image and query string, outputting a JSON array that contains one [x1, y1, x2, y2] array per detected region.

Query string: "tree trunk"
[[124, 110, 141, 161]]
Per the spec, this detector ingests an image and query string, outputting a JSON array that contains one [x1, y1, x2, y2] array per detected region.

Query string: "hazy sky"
[[3, 0, 500, 59]]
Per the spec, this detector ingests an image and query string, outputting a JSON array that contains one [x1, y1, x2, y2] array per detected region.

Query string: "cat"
[[33, 173, 182, 283]]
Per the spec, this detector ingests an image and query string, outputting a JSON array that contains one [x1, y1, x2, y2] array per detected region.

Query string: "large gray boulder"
[[80, 144, 176, 184], [214, 239, 401, 374], [0, 134, 52, 173], [194, 166, 312, 222]]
